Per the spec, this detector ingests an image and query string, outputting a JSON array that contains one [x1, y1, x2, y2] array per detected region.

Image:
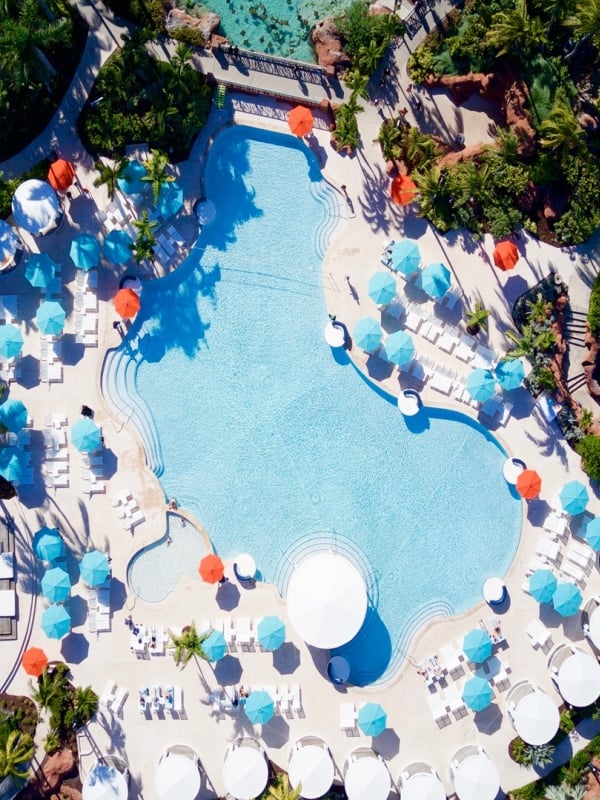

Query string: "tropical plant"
[[93, 156, 128, 201], [357, 38, 386, 75], [533, 364, 557, 391], [168, 623, 212, 668], [131, 210, 158, 263], [65, 686, 98, 729], [564, 0, 600, 48], [527, 292, 553, 325], [31, 666, 68, 714], [44, 730, 61, 755], [0, 731, 34, 780], [344, 69, 370, 101], [262, 773, 301, 800], [505, 324, 556, 359], [334, 103, 361, 152], [142, 149, 174, 203], [577, 435, 600, 480], [375, 121, 403, 162], [544, 782, 585, 800], [486, 0, 549, 58], [539, 90, 585, 155], [403, 126, 439, 171], [465, 301, 490, 334], [579, 408, 594, 432]]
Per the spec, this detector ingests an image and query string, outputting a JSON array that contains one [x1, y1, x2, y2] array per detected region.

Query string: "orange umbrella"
[[516, 469, 542, 500], [47, 159, 75, 192], [493, 241, 519, 271], [390, 175, 417, 205], [22, 647, 48, 677], [199, 553, 224, 584], [114, 288, 141, 319], [287, 105, 314, 137]]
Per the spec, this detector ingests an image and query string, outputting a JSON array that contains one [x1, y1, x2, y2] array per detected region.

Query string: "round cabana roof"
[[12, 179, 61, 236]]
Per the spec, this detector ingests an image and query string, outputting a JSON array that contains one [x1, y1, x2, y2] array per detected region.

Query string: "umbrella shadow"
[[473, 702, 503, 734], [272, 642, 301, 675], [372, 728, 400, 759], [213, 654, 243, 685], [260, 714, 290, 748], [60, 333, 85, 367], [100, 449, 118, 480], [216, 582, 240, 611], [60, 631, 89, 664], [68, 594, 88, 627], [365, 352, 394, 382], [14, 354, 40, 390]]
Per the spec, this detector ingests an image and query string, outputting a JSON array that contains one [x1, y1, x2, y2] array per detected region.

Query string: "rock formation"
[[311, 17, 351, 70], [166, 8, 220, 45]]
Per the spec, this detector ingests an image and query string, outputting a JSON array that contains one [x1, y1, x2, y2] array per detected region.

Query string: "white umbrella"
[[589, 605, 600, 648], [154, 753, 200, 800], [83, 762, 128, 800], [402, 772, 446, 800], [12, 179, 61, 236], [289, 743, 335, 799], [223, 743, 268, 800], [286, 553, 367, 648], [512, 690, 560, 745], [557, 651, 600, 707], [502, 458, 525, 484], [453, 753, 499, 800], [344, 755, 391, 800], [324, 321, 345, 348]]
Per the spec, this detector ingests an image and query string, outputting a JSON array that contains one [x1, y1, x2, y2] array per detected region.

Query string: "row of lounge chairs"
[[210, 684, 302, 718], [87, 577, 111, 634], [138, 685, 182, 715], [40, 335, 63, 384], [74, 270, 98, 348], [43, 413, 69, 490], [198, 617, 283, 652]]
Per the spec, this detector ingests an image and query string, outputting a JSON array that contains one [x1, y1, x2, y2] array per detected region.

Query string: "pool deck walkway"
[[1, 2, 600, 799]]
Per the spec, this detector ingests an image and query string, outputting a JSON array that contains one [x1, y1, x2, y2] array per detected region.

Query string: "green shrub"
[[103, 0, 166, 31], [560, 709, 575, 734], [577, 435, 600, 481], [334, 0, 404, 66], [170, 27, 206, 47]]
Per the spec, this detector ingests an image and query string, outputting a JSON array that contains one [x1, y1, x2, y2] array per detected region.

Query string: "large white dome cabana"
[[154, 748, 201, 800], [286, 552, 368, 649], [451, 747, 499, 800], [223, 738, 268, 800], [12, 179, 61, 236]]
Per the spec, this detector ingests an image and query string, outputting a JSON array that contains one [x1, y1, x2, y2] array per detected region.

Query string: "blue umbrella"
[[25, 253, 58, 289], [357, 702, 387, 736], [559, 481, 589, 516], [103, 229, 133, 265], [257, 616, 286, 651], [203, 629, 227, 662], [157, 181, 183, 218], [41, 566, 71, 603], [79, 550, 110, 587], [71, 418, 101, 453], [0, 325, 23, 360], [244, 689, 275, 724], [390, 239, 420, 276], [384, 330, 415, 367], [495, 359, 525, 391], [117, 160, 147, 195], [354, 317, 383, 353], [463, 628, 493, 663], [35, 300, 66, 335], [466, 368, 496, 403], [0, 399, 28, 433], [529, 569, 558, 603], [552, 582, 582, 617], [41, 604, 71, 639], [70, 234, 100, 271], [0, 448, 21, 483], [462, 676, 493, 711], [585, 518, 600, 551], [419, 262, 451, 299], [368, 272, 396, 306], [33, 527, 64, 562]]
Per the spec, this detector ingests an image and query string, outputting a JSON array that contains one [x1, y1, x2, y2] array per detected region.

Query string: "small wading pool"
[[127, 513, 209, 603]]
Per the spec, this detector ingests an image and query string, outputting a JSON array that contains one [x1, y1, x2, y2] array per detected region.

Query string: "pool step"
[[215, 84, 227, 109]]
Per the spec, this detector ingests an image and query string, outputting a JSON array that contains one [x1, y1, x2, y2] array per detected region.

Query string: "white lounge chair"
[[340, 702, 356, 730], [173, 685, 183, 714], [291, 684, 302, 715], [99, 680, 117, 707], [536, 538, 560, 562], [111, 686, 128, 715], [526, 618, 552, 649], [236, 618, 253, 650]]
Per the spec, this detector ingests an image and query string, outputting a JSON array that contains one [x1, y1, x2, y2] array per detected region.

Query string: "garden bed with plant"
[[404, 0, 600, 246]]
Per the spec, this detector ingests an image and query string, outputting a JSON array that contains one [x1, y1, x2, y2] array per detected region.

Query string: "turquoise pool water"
[[109, 125, 521, 683], [127, 514, 209, 603], [182, 0, 352, 61]]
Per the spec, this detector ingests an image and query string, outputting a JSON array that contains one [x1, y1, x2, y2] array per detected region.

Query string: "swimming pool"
[[108, 124, 521, 683], [183, 0, 352, 61], [127, 513, 209, 603]]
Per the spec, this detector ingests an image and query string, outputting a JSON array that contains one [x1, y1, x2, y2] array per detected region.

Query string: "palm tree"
[[403, 127, 439, 172], [375, 121, 403, 161], [31, 667, 67, 714], [0, 731, 34, 780], [168, 623, 211, 668], [533, 0, 576, 33], [505, 324, 555, 359], [357, 39, 386, 75], [343, 69, 369, 101], [263, 773, 301, 800], [93, 156, 128, 201], [539, 90, 585, 154], [142, 149, 174, 203], [465, 302, 490, 335], [171, 42, 192, 76], [66, 686, 98, 729], [564, 0, 600, 48], [526, 291, 552, 324], [486, 0, 548, 57], [132, 210, 158, 264]]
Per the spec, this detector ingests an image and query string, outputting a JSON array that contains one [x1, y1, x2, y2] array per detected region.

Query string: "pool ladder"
[[215, 85, 227, 109]]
